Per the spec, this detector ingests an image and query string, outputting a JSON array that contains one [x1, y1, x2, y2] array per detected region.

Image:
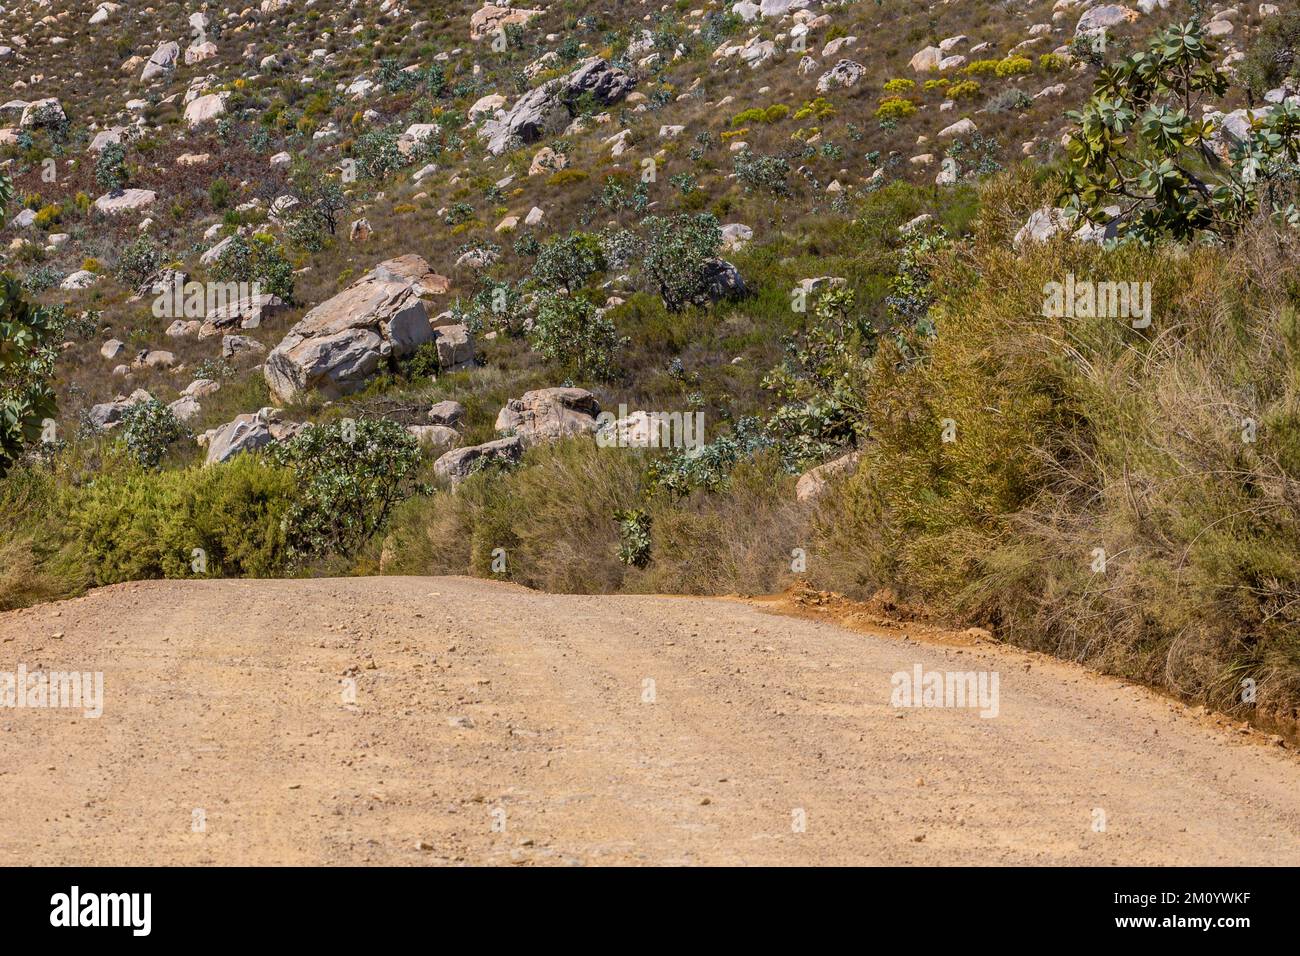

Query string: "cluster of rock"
[[479, 57, 636, 155], [263, 255, 459, 404]]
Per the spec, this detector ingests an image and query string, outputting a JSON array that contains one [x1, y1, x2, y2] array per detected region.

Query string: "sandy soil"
[[1, 575, 1298, 865]]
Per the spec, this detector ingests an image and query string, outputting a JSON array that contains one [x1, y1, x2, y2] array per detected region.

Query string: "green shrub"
[[213, 233, 295, 302], [995, 55, 1033, 77], [268, 418, 422, 560], [531, 231, 607, 294], [117, 398, 188, 469], [793, 97, 836, 120], [874, 97, 918, 120], [546, 168, 590, 187], [638, 212, 723, 312], [381, 437, 643, 594], [962, 59, 1000, 77], [33, 204, 61, 229], [352, 129, 402, 179], [883, 78, 916, 95], [733, 150, 791, 195], [986, 88, 1031, 112], [0, 271, 57, 480], [94, 142, 128, 193], [70, 455, 297, 583], [529, 292, 623, 381], [208, 178, 232, 209], [114, 235, 161, 290], [814, 169, 1300, 722], [166, 453, 297, 577], [1239, 9, 1300, 98], [948, 80, 981, 100]]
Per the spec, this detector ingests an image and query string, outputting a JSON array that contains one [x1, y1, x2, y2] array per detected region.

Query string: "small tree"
[[288, 169, 348, 249], [95, 141, 128, 195], [639, 213, 722, 312], [118, 398, 188, 469], [762, 287, 873, 467], [0, 270, 57, 479], [530, 231, 607, 295], [269, 418, 421, 560], [529, 293, 623, 381], [352, 130, 402, 179], [116, 235, 162, 290], [1061, 19, 1300, 243], [213, 234, 295, 302]]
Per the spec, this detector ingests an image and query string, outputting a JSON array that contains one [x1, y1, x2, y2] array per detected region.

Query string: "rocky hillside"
[[5, 1, 1300, 729], [2, 0, 1221, 458]]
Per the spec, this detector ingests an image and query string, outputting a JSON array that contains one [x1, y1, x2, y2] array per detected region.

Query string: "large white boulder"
[[263, 256, 450, 403]]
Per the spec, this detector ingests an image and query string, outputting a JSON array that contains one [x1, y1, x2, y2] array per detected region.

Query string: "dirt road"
[[1, 576, 1298, 865]]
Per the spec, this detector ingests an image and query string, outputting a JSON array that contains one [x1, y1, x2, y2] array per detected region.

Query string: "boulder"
[[529, 145, 566, 176], [816, 59, 866, 93], [721, 223, 753, 251], [89, 3, 121, 25], [222, 334, 266, 359], [434, 324, 476, 371], [88, 126, 127, 152], [434, 436, 523, 485], [909, 46, 944, 72], [693, 259, 747, 305], [1013, 207, 1070, 247], [566, 56, 636, 104], [407, 424, 459, 451], [141, 41, 180, 81], [479, 80, 570, 156], [822, 36, 856, 58], [199, 293, 286, 338], [938, 118, 978, 138], [88, 389, 152, 429], [427, 400, 466, 427], [494, 387, 601, 447], [166, 320, 201, 338], [795, 451, 861, 502], [204, 408, 301, 465], [469, 93, 507, 120], [19, 99, 66, 130], [264, 255, 449, 403], [1076, 5, 1140, 34], [184, 40, 218, 65], [141, 350, 175, 369], [61, 270, 97, 290], [94, 188, 156, 215], [469, 4, 543, 41], [479, 58, 634, 155], [1012, 206, 1115, 248], [167, 394, 202, 424], [184, 93, 228, 128]]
